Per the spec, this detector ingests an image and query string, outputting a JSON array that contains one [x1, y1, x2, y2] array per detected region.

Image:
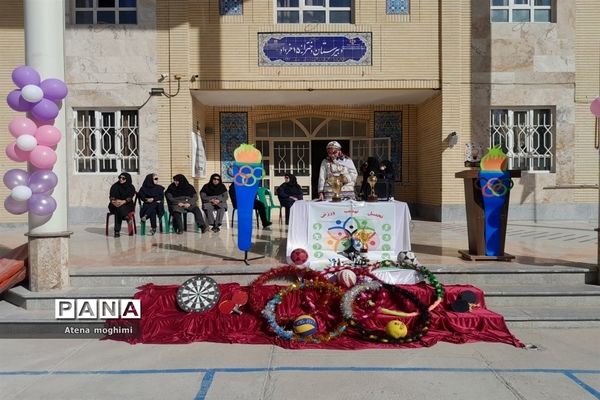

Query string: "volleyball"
[[292, 314, 318, 336], [336, 269, 357, 288], [397, 251, 419, 267], [290, 248, 309, 265]]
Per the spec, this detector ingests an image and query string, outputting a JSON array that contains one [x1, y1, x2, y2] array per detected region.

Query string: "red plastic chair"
[[105, 195, 137, 236]]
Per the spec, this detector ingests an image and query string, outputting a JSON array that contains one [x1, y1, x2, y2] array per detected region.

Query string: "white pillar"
[[24, 0, 70, 290]]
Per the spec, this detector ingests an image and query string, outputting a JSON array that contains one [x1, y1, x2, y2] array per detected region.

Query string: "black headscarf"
[[138, 173, 164, 200], [109, 172, 136, 200], [165, 174, 196, 198], [201, 173, 227, 197], [379, 160, 394, 180], [278, 173, 303, 196]]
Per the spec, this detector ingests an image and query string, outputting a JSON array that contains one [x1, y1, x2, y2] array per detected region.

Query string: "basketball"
[[293, 314, 318, 336], [290, 248, 309, 265], [336, 269, 357, 288]]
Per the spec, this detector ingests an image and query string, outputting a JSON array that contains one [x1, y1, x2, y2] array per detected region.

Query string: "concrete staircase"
[[1, 262, 599, 333]]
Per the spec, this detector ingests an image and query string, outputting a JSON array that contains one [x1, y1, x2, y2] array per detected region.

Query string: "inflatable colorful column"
[[479, 146, 513, 256], [232, 144, 264, 252]]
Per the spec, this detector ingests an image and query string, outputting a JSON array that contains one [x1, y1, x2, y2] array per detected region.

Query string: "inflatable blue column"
[[479, 146, 512, 256], [232, 144, 263, 252], [479, 170, 511, 256]]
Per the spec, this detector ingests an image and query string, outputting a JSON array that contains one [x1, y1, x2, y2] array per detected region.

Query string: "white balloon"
[[21, 84, 44, 103], [16, 134, 38, 151], [11, 185, 32, 201]]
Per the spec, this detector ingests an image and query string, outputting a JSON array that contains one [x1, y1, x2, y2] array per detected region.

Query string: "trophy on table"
[[367, 171, 378, 202], [327, 174, 344, 202], [355, 229, 374, 253]]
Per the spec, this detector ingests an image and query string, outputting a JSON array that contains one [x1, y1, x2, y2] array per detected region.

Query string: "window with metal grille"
[[490, 108, 554, 172], [490, 0, 553, 23], [276, 0, 352, 24], [74, 0, 137, 25], [73, 109, 139, 174]]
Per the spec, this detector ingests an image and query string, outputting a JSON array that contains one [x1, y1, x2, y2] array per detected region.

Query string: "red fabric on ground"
[[110, 282, 523, 349]]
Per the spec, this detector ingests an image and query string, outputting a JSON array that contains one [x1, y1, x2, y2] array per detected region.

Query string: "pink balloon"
[[591, 97, 600, 117], [4, 196, 29, 215], [35, 125, 62, 147], [5, 142, 30, 162], [8, 116, 38, 138], [31, 98, 59, 122], [29, 145, 57, 169], [6, 90, 33, 112]]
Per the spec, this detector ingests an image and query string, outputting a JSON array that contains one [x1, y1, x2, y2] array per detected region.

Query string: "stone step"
[[432, 265, 591, 286], [2, 285, 138, 310], [495, 306, 600, 328], [481, 284, 600, 307], [68, 264, 592, 288]]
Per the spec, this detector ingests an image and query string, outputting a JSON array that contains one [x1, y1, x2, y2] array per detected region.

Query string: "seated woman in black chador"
[[165, 174, 207, 234], [376, 160, 395, 200], [200, 173, 229, 232], [276, 173, 303, 224], [137, 173, 165, 236], [228, 183, 272, 229], [359, 157, 380, 200], [108, 172, 136, 237]]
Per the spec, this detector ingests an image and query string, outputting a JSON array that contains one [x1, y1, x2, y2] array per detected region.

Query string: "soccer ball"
[[397, 251, 419, 267], [290, 248, 309, 265]]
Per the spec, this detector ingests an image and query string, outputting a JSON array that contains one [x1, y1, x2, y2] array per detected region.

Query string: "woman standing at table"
[[317, 141, 358, 201]]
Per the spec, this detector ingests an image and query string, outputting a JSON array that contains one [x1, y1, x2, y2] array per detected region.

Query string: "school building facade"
[[0, 0, 598, 224]]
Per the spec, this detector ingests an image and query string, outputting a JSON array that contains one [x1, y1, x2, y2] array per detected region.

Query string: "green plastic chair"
[[257, 187, 282, 224], [140, 210, 170, 235]]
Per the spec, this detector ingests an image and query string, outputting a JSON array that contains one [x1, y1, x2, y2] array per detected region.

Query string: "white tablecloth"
[[286, 200, 412, 267]]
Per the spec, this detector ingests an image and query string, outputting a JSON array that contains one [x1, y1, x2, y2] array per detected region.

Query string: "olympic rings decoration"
[[476, 177, 514, 198], [261, 280, 347, 343], [233, 165, 264, 187], [341, 281, 430, 344]]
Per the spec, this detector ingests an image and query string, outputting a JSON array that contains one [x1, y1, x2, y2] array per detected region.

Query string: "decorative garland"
[[341, 281, 430, 344], [398, 262, 445, 312], [262, 280, 348, 343], [248, 265, 325, 314]]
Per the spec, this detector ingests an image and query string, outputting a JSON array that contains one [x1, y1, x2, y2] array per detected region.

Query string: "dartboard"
[[176, 275, 220, 312]]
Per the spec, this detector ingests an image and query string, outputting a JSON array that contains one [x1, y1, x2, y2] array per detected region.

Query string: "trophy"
[[327, 174, 343, 202], [355, 230, 374, 253], [367, 171, 378, 202]]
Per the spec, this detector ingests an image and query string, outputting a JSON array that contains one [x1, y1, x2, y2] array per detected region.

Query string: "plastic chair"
[[169, 210, 190, 232], [105, 210, 137, 236], [257, 187, 281, 224], [231, 207, 260, 229], [203, 209, 231, 230], [140, 210, 170, 235]]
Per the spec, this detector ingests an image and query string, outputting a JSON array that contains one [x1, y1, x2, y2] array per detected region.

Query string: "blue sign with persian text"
[[258, 33, 371, 66]]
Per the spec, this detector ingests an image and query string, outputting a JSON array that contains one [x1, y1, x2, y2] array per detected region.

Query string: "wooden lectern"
[[455, 169, 521, 261]]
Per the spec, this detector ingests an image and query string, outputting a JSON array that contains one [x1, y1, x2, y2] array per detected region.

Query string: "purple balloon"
[[40, 78, 68, 101], [7, 90, 33, 112], [28, 170, 58, 194], [3, 169, 30, 189], [4, 196, 29, 215], [12, 66, 41, 88], [27, 194, 56, 216], [31, 98, 59, 122]]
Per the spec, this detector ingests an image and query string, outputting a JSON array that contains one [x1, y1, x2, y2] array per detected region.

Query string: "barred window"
[[490, 0, 553, 23], [75, 0, 137, 25], [276, 0, 352, 24], [490, 108, 554, 172], [73, 109, 139, 174]]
